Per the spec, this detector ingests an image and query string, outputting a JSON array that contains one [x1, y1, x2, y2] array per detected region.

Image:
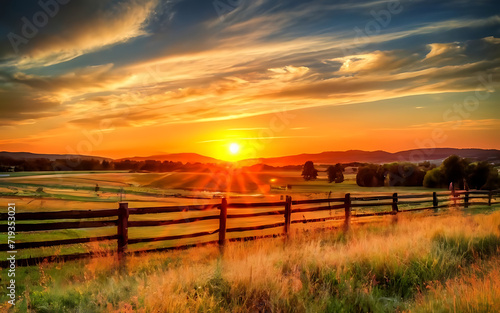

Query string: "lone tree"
[[302, 161, 318, 181], [327, 163, 344, 183]]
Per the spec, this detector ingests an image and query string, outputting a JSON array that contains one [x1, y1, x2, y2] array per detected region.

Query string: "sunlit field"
[[1, 207, 499, 312], [1, 171, 499, 312], [0, 170, 483, 258], [0, 169, 445, 205]]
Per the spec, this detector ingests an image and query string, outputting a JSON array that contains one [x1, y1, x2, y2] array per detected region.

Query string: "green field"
[[0, 170, 476, 258], [0, 171, 499, 311], [0, 170, 447, 205], [1, 207, 499, 312]]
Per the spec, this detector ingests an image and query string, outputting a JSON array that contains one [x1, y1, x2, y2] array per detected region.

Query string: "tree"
[[422, 156, 499, 190], [442, 155, 468, 187], [141, 160, 161, 172], [327, 163, 344, 183], [466, 161, 491, 189], [334, 163, 344, 183], [326, 165, 336, 183], [423, 168, 445, 188], [385, 162, 425, 186], [335, 171, 344, 183], [356, 164, 385, 187], [301, 161, 318, 181], [101, 160, 112, 170], [482, 168, 500, 190]]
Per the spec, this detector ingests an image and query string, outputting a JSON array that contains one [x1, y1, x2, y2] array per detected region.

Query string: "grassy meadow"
[[0, 170, 450, 257], [1, 170, 499, 312], [0, 207, 499, 312], [0, 169, 447, 209]]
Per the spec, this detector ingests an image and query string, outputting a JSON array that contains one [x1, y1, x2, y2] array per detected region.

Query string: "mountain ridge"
[[0, 151, 112, 162], [240, 148, 500, 166], [1, 148, 499, 166], [115, 153, 222, 164]]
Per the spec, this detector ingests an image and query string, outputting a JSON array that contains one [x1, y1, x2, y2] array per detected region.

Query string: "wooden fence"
[[1, 190, 498, 267]]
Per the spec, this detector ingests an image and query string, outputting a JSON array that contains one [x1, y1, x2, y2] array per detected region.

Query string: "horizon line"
[[1, 147, 499, 161]]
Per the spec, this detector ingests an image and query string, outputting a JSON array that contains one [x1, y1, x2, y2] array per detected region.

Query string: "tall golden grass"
[[5, 208, 500, 312], [411, 256, 500, 313]]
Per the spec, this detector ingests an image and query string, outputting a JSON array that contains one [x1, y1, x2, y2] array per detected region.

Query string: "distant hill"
[[0, 151, 111, 161], [243, 148, 500, 166], [2, 148, 499, 167], [117, 153, 223, 164]]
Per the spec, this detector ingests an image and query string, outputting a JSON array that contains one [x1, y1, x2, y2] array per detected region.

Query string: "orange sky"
[[2, 91, 499, 162], [0, 1, 499, 161]]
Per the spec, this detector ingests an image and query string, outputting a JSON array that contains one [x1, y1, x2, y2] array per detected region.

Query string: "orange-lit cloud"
[[3, 0, 159, 68]]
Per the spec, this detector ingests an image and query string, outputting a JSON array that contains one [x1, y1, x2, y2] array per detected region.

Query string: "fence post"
[[117, 202, 129, 261], [488, 191, 492, 206], [284, 195, 292, 235], [392, 193, 399, 213], [432, 192, 438, 208], [451, 185, 457, 207], [464, 191, 469, 208], [219, 198, 228, 251], [343, 193, 351, 232]]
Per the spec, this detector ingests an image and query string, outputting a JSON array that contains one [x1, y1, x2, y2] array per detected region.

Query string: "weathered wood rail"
[[1, 190, 498, 267]]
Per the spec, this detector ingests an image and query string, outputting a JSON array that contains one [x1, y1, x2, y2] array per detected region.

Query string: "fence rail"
[[1, 190, 499, 267]]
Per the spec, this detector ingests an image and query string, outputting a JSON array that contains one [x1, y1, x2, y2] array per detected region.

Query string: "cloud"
[[483, 36, 500, 44], [425, 43, 465, 59], [331, 50, 420, 74], [198, 136, 322, 144], [0, 89, 62, 126], [38, 34, 496, 131], [6, 64, 120, 93], [268, 65, 310, 81], [408, 119, 500, 131], [2, 31, 499, 131], [228, 128, 269, 131], [0, 0, 159, 68]]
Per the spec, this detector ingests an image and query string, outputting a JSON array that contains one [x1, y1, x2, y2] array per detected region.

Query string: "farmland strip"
[[0, 235, 119, 251], [128, 215, 220, 227], [0, 220, 118, 232], [128, 230, 219, 244]]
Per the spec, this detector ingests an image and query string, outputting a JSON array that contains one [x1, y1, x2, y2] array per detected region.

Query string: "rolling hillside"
[[0, 151, 111, 161], [117, 153, 223, 164], [244, 148, 500, 166], [2, 148, 499, 167]]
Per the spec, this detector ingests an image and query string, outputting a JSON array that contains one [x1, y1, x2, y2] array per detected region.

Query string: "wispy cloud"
[[0, 0, 159, 68], [227, 128, 269, 131], [198, 136, 323, 144], [409, 119, 500, 131]]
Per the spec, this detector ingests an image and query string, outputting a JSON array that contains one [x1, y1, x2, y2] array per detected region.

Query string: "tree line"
[[0, 157, 302, 173], [0, 157, 214, 172], [302, 161, 345, 183], [422, 155, 500, 190], [300, 155, 500, 190]]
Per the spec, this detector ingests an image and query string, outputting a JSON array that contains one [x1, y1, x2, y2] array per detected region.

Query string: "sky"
[[0, 0, 499, 161]]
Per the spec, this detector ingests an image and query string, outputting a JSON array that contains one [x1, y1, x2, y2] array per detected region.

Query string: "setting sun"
[[229, 143, 240, 155]]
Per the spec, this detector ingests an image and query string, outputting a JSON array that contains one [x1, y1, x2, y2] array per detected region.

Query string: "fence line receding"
[[1, 190, 498, 267]]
